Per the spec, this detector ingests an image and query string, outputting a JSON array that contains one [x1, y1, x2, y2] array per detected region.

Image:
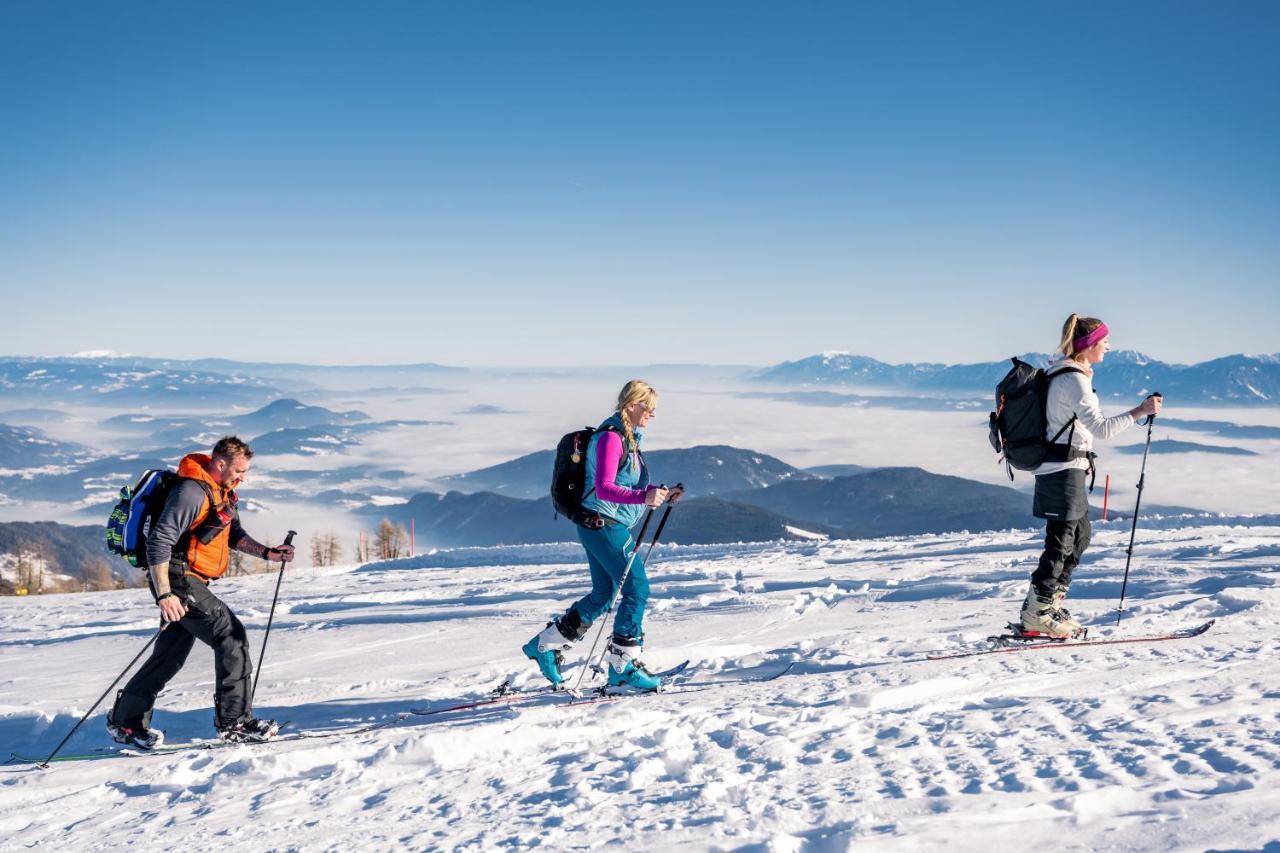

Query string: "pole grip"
[[283, 530, 297, 548], [649, 483, 683, 544], [1143, 392, 1162, 426]]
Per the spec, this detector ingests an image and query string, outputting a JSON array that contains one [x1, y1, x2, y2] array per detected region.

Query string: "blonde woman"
[[1020, 315, 1162, 637], [523, 381, 683, 691]]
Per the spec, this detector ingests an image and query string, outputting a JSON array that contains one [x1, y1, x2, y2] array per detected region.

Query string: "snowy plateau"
[[1, 522, 1277, 851]]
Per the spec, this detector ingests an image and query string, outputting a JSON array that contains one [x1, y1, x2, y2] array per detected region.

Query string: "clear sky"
[[3, 1, 1277, 367]]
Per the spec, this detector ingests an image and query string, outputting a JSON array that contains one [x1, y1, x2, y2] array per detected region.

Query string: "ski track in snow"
[[1, 525, 1278, 850]]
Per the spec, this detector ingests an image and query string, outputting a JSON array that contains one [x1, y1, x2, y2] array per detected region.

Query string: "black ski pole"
[[252, 530, 297, 704], [37, 623, 170, 768], [1116, 394, 1161, 626], [573, 485, 682, 693]]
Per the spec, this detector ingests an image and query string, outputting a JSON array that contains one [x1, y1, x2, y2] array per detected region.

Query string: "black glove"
[[266, 544, 296, 563]]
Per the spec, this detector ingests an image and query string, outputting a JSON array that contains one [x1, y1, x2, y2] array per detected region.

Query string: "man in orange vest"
[[107, 436, 295, 749]]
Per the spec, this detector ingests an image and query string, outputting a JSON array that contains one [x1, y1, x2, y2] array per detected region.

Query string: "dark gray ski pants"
[[110, 576, 254, 731], [1031, 514, 1092, 595]]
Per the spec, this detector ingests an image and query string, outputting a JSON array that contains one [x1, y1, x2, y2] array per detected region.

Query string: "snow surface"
[[1, 524, 1278, 850]]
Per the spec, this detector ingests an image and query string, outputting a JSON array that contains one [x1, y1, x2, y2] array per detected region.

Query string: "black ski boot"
[[218, 717, 279, 744], [107, 697, 164, 750]]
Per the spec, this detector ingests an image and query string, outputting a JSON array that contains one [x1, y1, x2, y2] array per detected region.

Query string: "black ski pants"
[[1030, 514, 1092, 595], [111, 576, 253, 731]]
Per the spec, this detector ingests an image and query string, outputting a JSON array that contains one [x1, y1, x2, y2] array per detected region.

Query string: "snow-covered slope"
[[1, 524, 1277, 849]]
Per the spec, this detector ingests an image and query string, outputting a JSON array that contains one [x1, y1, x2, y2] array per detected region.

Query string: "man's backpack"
[[105, 469, 179, 568], [550, 425, 629, 529], [988, 358, 1085, 480]]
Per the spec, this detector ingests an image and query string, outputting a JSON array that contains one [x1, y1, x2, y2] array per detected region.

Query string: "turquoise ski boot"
[[522, 621, 574, 687], [605, 639, 662, 692]]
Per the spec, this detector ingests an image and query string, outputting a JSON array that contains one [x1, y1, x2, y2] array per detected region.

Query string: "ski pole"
[[1116, 394, 1161, 626], [573, 486, 682, 693], [37, 623, 170, 768], [251, 530, 297, 704]]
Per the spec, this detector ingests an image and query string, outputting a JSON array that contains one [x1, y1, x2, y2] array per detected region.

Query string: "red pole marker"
[[1102, 474, 1110, 521]]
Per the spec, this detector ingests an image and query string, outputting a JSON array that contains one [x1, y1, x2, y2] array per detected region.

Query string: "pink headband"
[[1073, 321, 1109, 352]]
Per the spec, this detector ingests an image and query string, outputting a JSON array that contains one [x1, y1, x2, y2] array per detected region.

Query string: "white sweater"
[[1035, 360, 1136, 477]]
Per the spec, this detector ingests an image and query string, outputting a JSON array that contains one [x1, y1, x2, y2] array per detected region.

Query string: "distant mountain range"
[[5, 351, 1278, 408], [371, 461, 1073, 549], [442, 445, 816, 500], [723, 467, 1034, 536], [0, 424, 89, 469], [0, 399, 437, 511], [367, 487, 844, 549], [0, 358, 283, 407], [0, 356, 463, 408], [371, 438, 1221, 548], [750, 351, 1280, 405]]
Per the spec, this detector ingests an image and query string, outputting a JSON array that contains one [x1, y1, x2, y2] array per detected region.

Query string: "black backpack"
[[988, 358, 1086, 480], [550, 425, 631, 528]]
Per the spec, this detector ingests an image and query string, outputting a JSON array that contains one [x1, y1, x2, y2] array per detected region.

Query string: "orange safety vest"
[[174, 453, 237, 581]]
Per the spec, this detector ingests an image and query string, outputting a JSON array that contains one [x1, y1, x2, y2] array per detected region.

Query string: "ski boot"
[[108, 723, 165, 751], [107, 721, 165, 750], [218, 717, 279, 744], [522, 612, 584, 687], [605, 637, 662, 692], [1051, 586, 1072, 621], [106, 694, 164, 750], [1019, 584, 1083, 639]]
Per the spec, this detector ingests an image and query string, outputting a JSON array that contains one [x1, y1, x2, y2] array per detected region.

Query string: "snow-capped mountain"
[[0, 357, 283, 407], [751, 351, 1280, 404], [0, 356, 465, 408]]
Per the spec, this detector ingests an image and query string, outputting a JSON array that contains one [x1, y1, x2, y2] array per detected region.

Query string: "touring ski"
[[925, 620, 1215, 661], [566, 660, 797, 705], [7, 722, 299, 766], [409, 660, 694, 717], [6, 661, 798, 766]]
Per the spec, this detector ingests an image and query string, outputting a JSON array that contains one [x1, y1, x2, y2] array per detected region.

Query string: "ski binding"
[[988, 622, 1088, 647]]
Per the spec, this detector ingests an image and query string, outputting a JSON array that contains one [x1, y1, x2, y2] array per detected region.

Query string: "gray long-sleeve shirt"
[[147, 479, 268, 572]]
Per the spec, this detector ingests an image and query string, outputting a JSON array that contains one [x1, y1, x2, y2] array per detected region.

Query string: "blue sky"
[[3, 1, 1277, 366]]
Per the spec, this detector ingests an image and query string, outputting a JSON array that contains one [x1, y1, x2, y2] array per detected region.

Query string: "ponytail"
[[619, 408, 637, 454], [1059, 313, 1104, 360]]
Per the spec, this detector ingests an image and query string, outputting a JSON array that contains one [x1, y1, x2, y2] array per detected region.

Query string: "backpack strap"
[[581, 424, 634, 504], [1049, 413, 1078, 445], [1045, 362, 1086, 444], [1042, 364, 1094, 466]]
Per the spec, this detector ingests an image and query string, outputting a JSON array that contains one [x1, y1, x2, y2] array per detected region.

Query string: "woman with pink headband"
[[1019, 313, 1162, 638]]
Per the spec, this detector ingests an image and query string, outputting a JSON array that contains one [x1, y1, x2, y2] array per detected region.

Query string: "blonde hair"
[[616, 380, 658, 454], [1058, 313, 1105, 360]]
